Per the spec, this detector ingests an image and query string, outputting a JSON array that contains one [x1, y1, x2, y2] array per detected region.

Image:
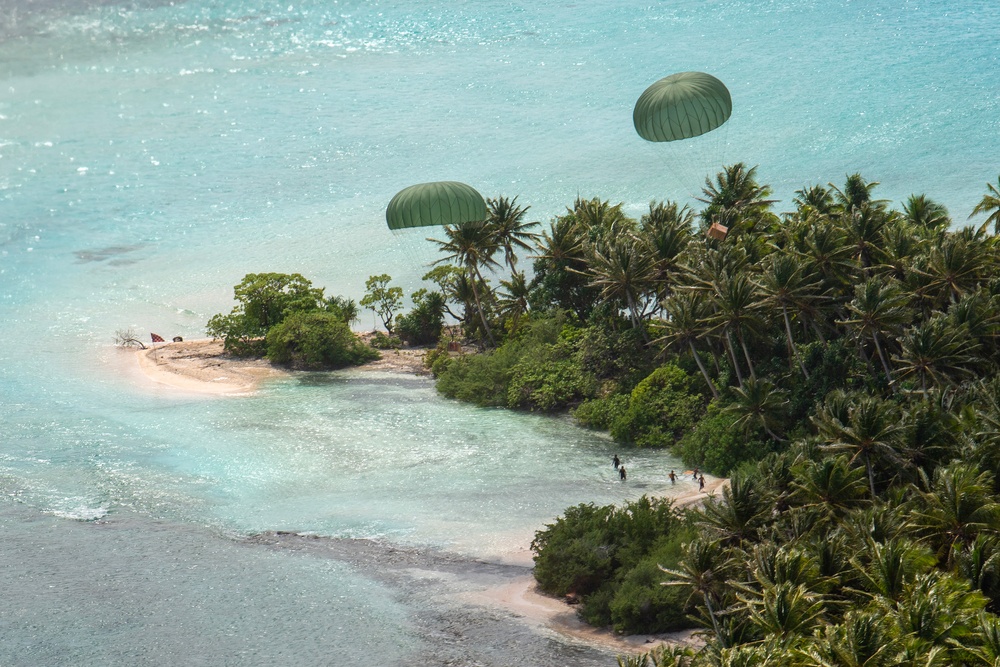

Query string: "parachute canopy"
[[385, 181, 488, 231], [633, 72, 732, 143]]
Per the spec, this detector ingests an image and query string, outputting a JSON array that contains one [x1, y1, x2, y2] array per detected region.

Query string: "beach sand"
[[134, 336, 430, 394], [472, 575, 703, 654], [132, 336, 721, 655]]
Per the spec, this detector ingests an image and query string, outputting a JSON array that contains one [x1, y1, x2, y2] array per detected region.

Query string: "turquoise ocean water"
[[0, 0, 997, 664]]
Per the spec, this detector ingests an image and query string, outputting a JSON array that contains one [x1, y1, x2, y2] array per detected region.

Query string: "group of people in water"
[[613, 455, 706, 491]]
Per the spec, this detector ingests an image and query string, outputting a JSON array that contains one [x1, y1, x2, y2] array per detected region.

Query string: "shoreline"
[[132, 337, 722, 654], [132, 336, 431, 395]]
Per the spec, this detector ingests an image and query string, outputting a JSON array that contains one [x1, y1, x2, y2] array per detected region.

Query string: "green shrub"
[[609, 556, 692, 633], [674, 402, 775, 476], [609, 364, 704, 448], [573, 393, 630, 430], [435, 312, 595, 409], [506, 356, 597, 411], [575, 322, 653, 390], [434, 346, 515, 406], [394, 289, 446, 346], [532, 496, 695, 634], [368, 331, 401, 350], [206, 272, 329, 356], [265, 311, 378, 370], [531, 503, 618, 597]]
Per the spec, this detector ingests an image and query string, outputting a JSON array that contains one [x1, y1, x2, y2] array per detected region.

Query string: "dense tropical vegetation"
[[206, 171, 1000, 659], [383, 170, 1000, 660]]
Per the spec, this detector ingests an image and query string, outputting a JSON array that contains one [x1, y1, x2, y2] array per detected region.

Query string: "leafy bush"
[[265, 311, 378, 369], [609, 551, 693, 633], [609, 364, 705, 448], [573, 393, 630, 430], [206, 272, 340, 357], [368, 331, 401, 350], [435, 312, 596, 410], [531, 496, 695, 634], [507, 355, 597, 411], [574, 322, 654, 390], [434, 345, 517, 406], [674, 402, 775, 476], [394, 289, 446, 346], [532, 503, 618, 597]]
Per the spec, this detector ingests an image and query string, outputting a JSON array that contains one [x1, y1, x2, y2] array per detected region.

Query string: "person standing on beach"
[[668, 470, 676, 484], [613, 454, 620, 470], [619, 466, 627, 481], [693, 468, 700, 480], [699, 474, 705, 491]]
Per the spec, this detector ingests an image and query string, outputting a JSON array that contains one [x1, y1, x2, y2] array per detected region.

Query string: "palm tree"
[[705, 273, 764, 387], [661, 539, 734, 641], [756, 253, 825, 378], [726, 377, 789, 442], [639, 200, 693, 306], [907, 462, 1000, 567], [802, 610, 900, 667], [741, 580, 827, 642], [880, 571, 987, 664], [699, 162, 777, 233], [970, 175, 1000, 234], [430, 221, 501, 346], [531, 216, 595, 320], [486, 195, 538, 272], [571, 196, 633, 241], [852, 537, 936, 602], [587, 233, 656, 332], [793, 183, 837, 217], [698, 474, 770, 547], [949, 290, 1000, 362], [790, 455, 870, 518], [878, 220, 925, 282], [841, 204, 890, 271], [495, 270, 530, 334], [840, 277, 912, 386], [795, 223, 855, 330], [657, 291, 720, 399], [902, 194, 950, 236], [893, 317, 977, 396], [830, 173, 886, 214], [925, 233, 988, 304], [817, 394, 909, 497]]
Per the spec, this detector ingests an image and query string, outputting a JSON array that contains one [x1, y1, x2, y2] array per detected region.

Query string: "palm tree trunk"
[[737, 328, 757, 381], [871, 333, 894, 389], [703, 592, 725, 647], [764, 425, 784, 443], [724, 330, 745, 388], [864, 450, 877, 498], [810, 319, 827, 344], [782, 304, 809, 379], [626, 292, 650, 343], [689, 341, 720, 400], [469, 265, 496, 347]]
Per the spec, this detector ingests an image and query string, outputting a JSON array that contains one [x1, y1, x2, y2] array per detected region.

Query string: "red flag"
[[151, 333, 165, 343]]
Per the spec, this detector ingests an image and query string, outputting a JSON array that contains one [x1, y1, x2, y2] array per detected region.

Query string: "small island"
[[131, 167, 1000, 665]]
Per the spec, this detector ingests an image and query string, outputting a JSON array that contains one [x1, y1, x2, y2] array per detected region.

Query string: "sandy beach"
[[132, 336, 723, 655], [134, 336, 431, 394]]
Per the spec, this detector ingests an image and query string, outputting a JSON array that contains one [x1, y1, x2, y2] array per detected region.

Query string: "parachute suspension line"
[[632, 71, 733, 213]]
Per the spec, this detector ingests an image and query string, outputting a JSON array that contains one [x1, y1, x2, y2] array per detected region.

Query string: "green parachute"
[[633, 71, 732, 143], [385, 181, 488, 231]]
